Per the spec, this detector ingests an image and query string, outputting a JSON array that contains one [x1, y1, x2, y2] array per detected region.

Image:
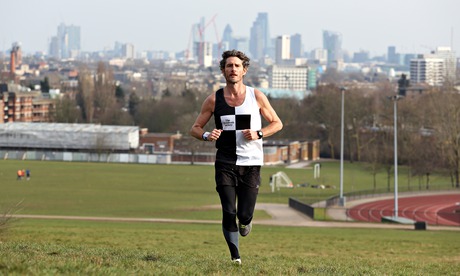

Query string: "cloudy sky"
[[2, 0, 459, 56]]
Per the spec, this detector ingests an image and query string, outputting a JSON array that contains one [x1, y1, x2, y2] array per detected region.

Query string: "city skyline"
[[1, 0, 459, 57]]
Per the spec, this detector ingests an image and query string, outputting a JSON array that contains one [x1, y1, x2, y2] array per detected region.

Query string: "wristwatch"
[[202, 132, 210, 141], [257, 130, 263, 139]]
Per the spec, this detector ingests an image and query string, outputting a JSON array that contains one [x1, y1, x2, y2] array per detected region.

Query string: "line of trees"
[[50, 63, 460, 188], [281, 82, 460, 189]]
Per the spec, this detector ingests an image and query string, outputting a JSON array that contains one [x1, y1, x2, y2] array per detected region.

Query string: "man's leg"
[[236, 166, 260, 229], [215, 162, 240, 260]]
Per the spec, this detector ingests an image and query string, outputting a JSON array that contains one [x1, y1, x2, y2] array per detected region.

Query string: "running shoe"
[[231, 258, 242, 265], [238, 221, 252, 237]]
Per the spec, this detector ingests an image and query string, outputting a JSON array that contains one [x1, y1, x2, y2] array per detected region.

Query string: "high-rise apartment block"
[[410, 47, 457, 86], [410, 56, 444, 86]]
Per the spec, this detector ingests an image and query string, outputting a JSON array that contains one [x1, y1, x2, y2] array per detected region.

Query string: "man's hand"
[[241, 129, 257, 140], [207, 129, 223, 142]]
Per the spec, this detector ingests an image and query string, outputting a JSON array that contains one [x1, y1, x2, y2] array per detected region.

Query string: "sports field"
[[1, 160, 459, 275]]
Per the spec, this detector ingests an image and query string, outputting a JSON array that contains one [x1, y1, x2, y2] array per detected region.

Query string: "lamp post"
[[389, 94, 404, 217], [339, 87, 346, 207]]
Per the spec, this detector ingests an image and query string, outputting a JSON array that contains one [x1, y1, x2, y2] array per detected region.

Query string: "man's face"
[[223, 56, 247, 84]]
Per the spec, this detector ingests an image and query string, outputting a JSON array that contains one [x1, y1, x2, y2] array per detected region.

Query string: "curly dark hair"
[[219, 50, 250, 71]]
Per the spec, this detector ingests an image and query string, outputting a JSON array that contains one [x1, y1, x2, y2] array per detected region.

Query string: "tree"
[[51, 95, 81, 123], [40, 77, 50, 92], [270, 98, 303, 139], [361, 130, 383, 190], [128, 92, 140, 117], [76, 67, 95, 123], [426, 89, 460, 188], [305, 85, 342, 158], [94, 62, 118, 124], [410, 135, 439, 190], [115, 84, 125, 105], [344, 88, 375, 162]]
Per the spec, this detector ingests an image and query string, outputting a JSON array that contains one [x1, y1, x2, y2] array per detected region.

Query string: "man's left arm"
[[242, 89, 283, 140], [256, 89, 283, 138]]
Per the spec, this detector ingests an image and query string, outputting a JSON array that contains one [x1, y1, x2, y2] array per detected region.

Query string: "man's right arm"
[[190, 94, 214, 140]]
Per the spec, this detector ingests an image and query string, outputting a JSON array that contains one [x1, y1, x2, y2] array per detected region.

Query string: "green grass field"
[[2, 219, 459, 275], [1, 160, 459, 275]]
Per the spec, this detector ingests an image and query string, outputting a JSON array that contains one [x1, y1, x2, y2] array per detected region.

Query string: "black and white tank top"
[[214, 86, 263, 166]]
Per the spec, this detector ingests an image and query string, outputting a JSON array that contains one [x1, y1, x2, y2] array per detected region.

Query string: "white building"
[[434, 47, 457, 82], [310, 48, 328, 64], [0, 123, 139, 151], [275, 35, 290, 64], [122, 43, 135, 59], [410, 56, 444, 86], [268, 65, 308, 91], [410, 47, 457, 86], [198, 42, 213, 68]]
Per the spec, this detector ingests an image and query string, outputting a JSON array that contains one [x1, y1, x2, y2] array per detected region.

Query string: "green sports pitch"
[[1, 160, 458, 275]]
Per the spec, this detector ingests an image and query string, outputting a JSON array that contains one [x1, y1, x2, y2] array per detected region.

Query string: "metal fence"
[[0, 150, 184, 165], [324, 186, 458, 208]]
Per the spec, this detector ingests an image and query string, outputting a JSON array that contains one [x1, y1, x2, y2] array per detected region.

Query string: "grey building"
[[249, 12, 271, 60], [323, 30, 342, 68], [49, 23, 81, 59]]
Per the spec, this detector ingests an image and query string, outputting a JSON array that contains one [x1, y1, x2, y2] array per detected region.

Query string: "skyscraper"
[[49, 23, 81, 59], [387, 46, 397, 64], [290, 33, 302, 59], [323, 30, 342, 67], [233, 37, 249, 55], [249, 12, 270, 60], [275, 35, 290, 64], [122, 43, 135, 59], [222, 24, 233, 50], [190, 17, 205, 60]]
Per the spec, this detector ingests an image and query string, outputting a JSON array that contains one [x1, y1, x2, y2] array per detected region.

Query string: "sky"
[[1, 0, 459, 57]]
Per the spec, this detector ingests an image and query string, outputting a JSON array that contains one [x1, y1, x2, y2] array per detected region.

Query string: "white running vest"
[[214, 86, 263, 166]]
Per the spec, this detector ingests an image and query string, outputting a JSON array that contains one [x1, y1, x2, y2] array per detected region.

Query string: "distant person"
[[190, 50, 283, 265], [26, 169, 31, 180], [17, 169, 22, 180]]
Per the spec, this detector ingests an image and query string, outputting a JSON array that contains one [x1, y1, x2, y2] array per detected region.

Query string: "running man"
[[190, 50, 283, 265]]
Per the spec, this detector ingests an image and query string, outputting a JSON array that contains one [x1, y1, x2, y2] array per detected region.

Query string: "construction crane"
[[185, 14, 222, 61]]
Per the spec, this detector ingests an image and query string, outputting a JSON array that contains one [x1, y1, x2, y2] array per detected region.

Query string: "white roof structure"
[[0, 123, 139, 151]]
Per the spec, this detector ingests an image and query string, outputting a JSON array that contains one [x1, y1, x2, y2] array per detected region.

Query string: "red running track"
[[347, 194, 460, 226]]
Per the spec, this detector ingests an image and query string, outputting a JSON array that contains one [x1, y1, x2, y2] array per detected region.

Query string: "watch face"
[[257, 131, 263, 138]]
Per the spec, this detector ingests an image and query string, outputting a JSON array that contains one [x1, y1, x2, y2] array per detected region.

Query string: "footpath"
[[12, 202, 459, 232]]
